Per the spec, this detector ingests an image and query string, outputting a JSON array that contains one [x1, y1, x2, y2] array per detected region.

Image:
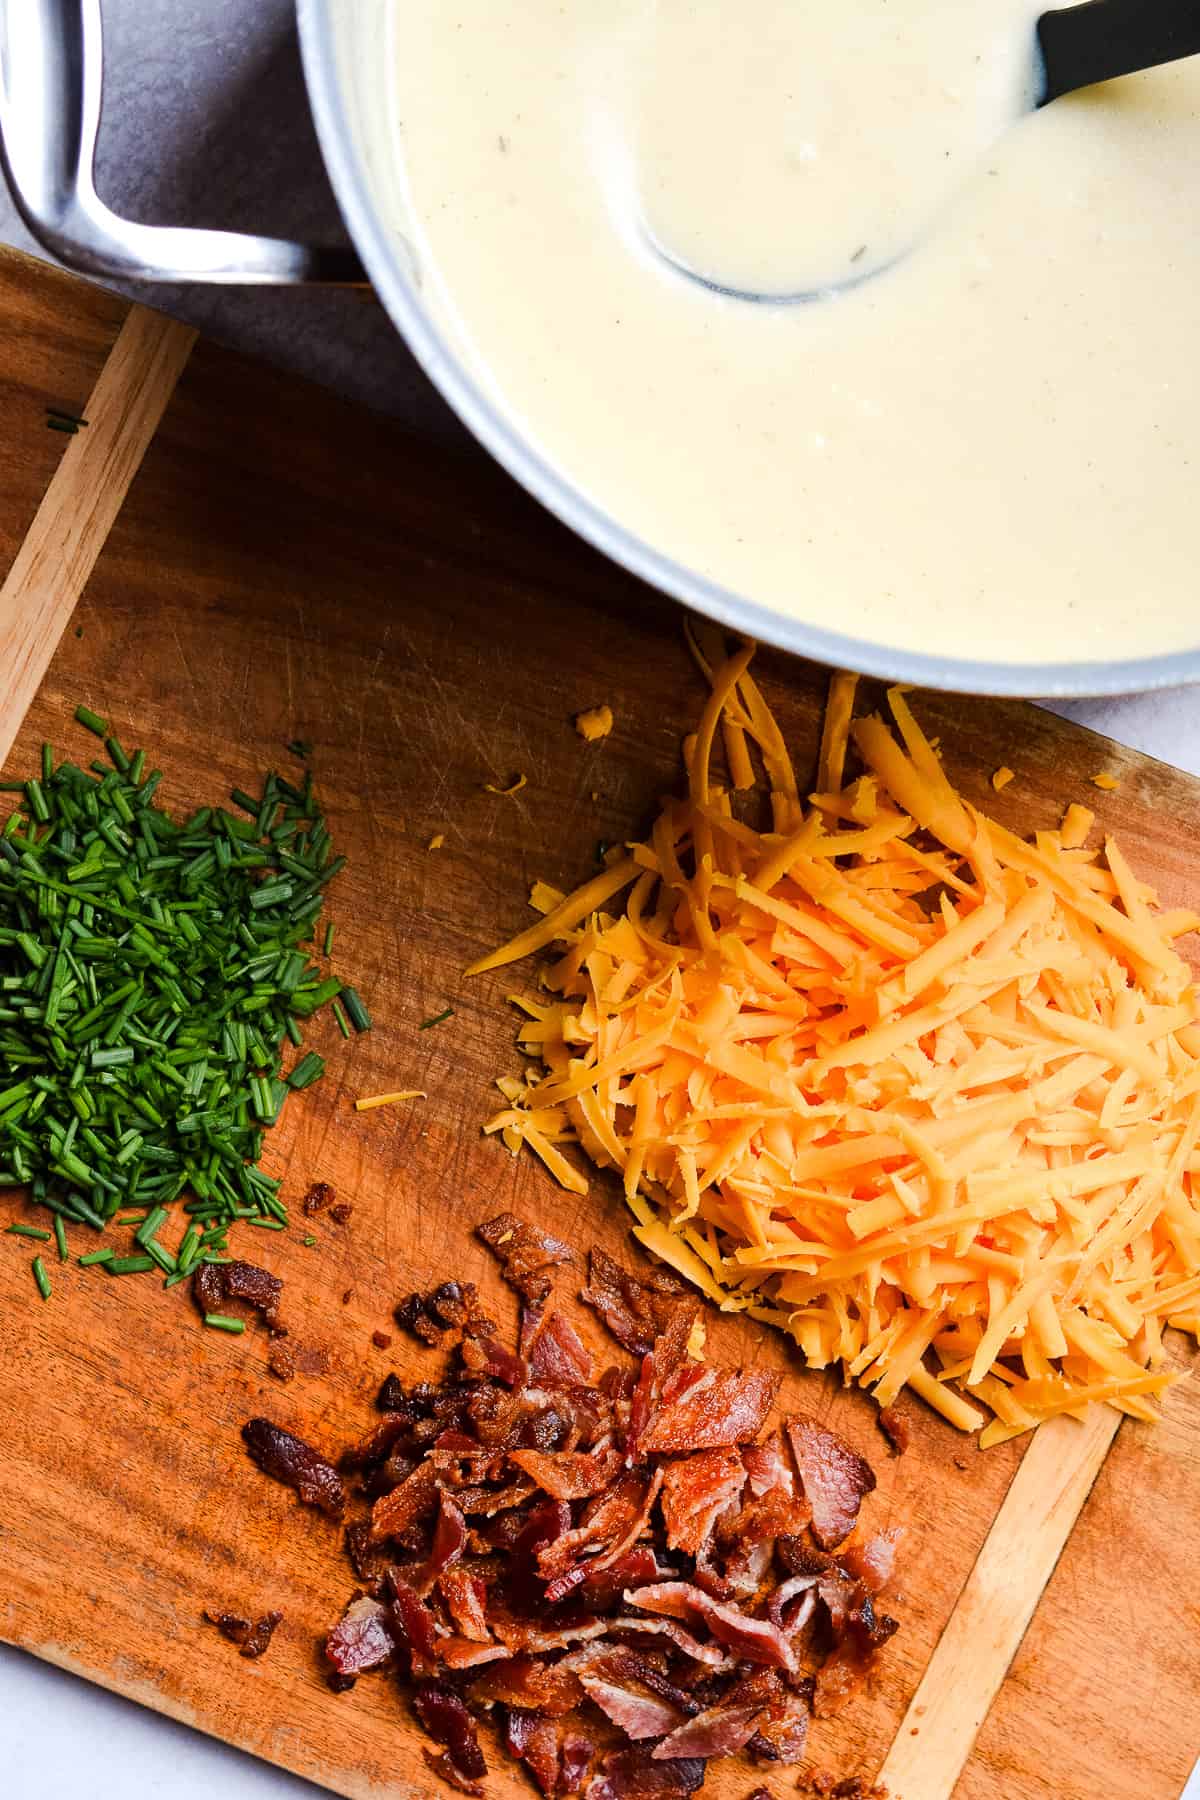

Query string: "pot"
[[4, 0, 1198, 699]]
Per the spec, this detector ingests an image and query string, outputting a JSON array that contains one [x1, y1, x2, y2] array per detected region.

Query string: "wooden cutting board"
[[0, 245, 1196, 1800]]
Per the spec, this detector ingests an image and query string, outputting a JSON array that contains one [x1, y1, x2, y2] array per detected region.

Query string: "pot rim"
[[296, 0, 1200, 700]]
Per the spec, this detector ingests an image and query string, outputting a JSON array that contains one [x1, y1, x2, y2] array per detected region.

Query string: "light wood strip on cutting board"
[[0, 304, 195, 767], [878, 1405, 1121, 1799]]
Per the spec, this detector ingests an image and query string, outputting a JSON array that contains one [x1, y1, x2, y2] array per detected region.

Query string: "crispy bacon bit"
[[414, 1681, 487, 1788], [246, 1229, 901, 1800], [372, 1330, 392, 1349], [195, 1258, 283, 1331], [325, 1596, 395, 1675], [878, 1405, 911, 1456], [581, 1248, 694, 1358], [477, 1211, 574, 1306], [661, 1449, 746, 1554], [590, 1747, 706, 1798], [330, 1201, 354, 1225], [268, 1342, 296, 1383], [787, 1422, 876, 1550], [526, 1307, 595, 1386], [396, 1280, 497, 1348], [242, 1418, 344, 1518], [511, 1444, 624, 1501], [204, 1608, 283, 1660], [301, 1181, 335, 1215], [641, 1366, 780, 1455]]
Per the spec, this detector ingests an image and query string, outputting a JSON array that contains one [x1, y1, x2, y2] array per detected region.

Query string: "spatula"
[[1038, 0, 1200, 108]]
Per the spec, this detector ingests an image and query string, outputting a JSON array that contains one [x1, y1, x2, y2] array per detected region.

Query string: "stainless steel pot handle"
[[0, 0, 366, 285]]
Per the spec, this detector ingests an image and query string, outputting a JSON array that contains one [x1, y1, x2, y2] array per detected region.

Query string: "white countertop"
[[3, 1, 1200, 1790]]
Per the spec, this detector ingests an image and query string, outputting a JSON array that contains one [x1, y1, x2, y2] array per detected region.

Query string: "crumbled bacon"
[[244, 1237, 902, 1798], [195, 1258, 283, 1331], [325, 1596, 395, 1675], [301, 1181, 335, 1215], [477, 1211, 574, 1306], [396, 1280, 497, 1348], [787, 1422, 876, 1550], [330, 1201, 354, 1225], [878, 1404, 911, 1456], [581, 1248, 695, 1358], [204, 1607, 282, 1659], [242, 1418, 344, 1518]]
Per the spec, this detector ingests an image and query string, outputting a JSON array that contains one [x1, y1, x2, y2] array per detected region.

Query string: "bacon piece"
[[301, 1181, 335, 1215], [505, 1498, 573, 1611], [437, 1639, 510, 1672], [409, 1490, 469, 1596], [242, 1418, 345, 1518], [589, 1747, 706, 1799], [506, 1713, 564, 1796], [878, 1403, 911, 1455], [488, 1614, 610, 1654], [787, 1421, 876, 1550], [511, 1444, 624, 1500], [460, 1335, 528, 1387], [204, 1607, 283, 1660], [388, 1575, 440, 1677], [439, 1568, 492, 1641], [650, 1691, 769, 1760], [325, 1596, 395, 1676], [477, 1211, 574, 1306], [523, 1306, 596, 1386], [626, 1582, 798, 1673], [577, 1547, 665, 1612], [471, 1654, 585, 1716], [539, 1469, 664, 1600], [196, 1259, 283, 1330], [414, 1680, 488, 1789], [840, 1528, 903, 1597], [741, 1431, 794, 1498], [422, 1749, 484, 1795], [560, 1732, 593, 1794], [748, 1683, 811, 1764], [660, 1448, 746, 1555], [581, 1248, 694, 1358], [571, 1645, 689, 1740], [341, 1413, 415, 1474], [396, 1279, 497, 1349], [607, 1616, 733, 1669], [640, 1365, 780, 1455], [369, 1459, 439, 1541]]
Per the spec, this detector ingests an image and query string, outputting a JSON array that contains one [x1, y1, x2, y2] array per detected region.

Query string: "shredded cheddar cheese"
[[992, 766, 1014, 793], [576, 705, 615, 742], [355, 1090, 427, 1112], [471, 635, 1200, 1442], [486, 775, 528, 798], [428, 833, 446, 851], [1093, 773, 1120, 792]]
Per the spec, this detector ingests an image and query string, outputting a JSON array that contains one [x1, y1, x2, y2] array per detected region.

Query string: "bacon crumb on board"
[[204, 1607, 283, 1659], [242, 1221, 902, 1797], [473, 628, 1200, 1446], [877, 1406, 910, 1456], [302, 1181, 336, 1215]]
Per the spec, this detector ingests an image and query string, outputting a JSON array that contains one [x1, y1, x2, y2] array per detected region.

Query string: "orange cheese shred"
[[472, 643, 1200, 1439]]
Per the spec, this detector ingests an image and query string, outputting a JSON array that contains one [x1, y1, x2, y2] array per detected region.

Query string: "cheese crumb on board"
[[428, 833, 445, 851], [1092, 772, 1120, 791], [991, 766, 1014, 793], [575, 704, 614, 741]]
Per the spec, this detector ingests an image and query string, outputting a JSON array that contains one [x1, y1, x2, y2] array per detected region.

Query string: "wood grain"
[[0, 300, 195, 765], [0, 248, 1196, 1800]]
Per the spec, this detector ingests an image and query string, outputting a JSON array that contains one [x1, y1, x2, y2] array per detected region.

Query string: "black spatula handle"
[[1038, 0, 1200, 105]]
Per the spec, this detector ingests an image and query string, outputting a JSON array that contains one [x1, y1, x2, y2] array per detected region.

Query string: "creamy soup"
[[388, 3, 1200, 670]]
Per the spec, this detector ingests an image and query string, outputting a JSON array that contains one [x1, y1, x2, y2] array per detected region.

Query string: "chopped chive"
[[302, 1234, 316, 1247], [74, 705, 109, 737], [341, 987, 371, 1033], [53, 1214, 69, 1261], [249, 1216, 286, 1231], [323, 922, 335, 956], [78, 1247, 115, 1266], [31, 1254, 52, 1299], [108, 1255, 155, 1274], [287, 1051, 325, 1091], [419, 1007, 455, 1031], [332, 999, 350, 1039], [6, 1222, 52, 1240], [203, 1313, 245, 1334]]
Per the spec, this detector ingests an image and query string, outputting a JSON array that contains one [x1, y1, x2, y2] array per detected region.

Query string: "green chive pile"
[[0, 706, 369, 1294]]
